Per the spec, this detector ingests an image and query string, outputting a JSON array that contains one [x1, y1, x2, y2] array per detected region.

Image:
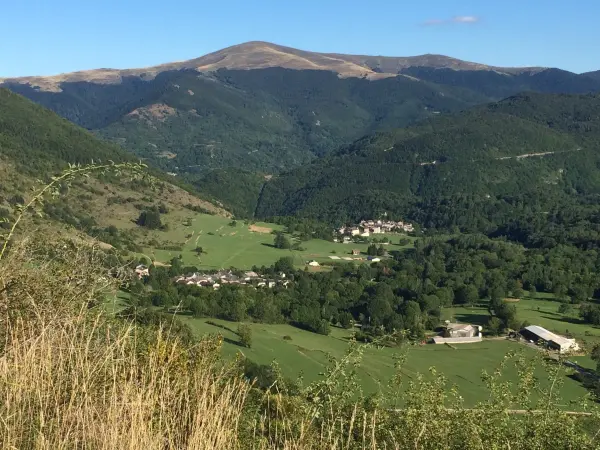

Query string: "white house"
[[431, 322, 483, 344], [308, 260, 320, 267], [134, 265, 149, 279], [446, 323, 481, 338]]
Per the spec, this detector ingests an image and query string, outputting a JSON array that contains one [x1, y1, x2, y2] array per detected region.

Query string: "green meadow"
[[141, 212, 415, 269], [177, 316, 590, 409]]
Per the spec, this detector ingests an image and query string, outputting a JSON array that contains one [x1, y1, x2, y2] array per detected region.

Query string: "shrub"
[[136, 210, 162, 229], [237, 323, 253, 348]]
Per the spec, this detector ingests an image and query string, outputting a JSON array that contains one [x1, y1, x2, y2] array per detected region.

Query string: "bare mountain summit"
[[0, 41, 544, 92]]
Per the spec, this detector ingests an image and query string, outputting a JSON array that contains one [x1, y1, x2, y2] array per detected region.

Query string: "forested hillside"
[[0, 88, 133, 174], [4, 68, 486, 173], [191, 168, 266, 218], [0, 89, 225, 250], [4, 62, 600, 175], [256, 93, 600, 244]]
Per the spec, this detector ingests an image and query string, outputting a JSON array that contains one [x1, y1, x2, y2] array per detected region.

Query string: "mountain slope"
[[0, 88, 132, 174], [583, 70, 600, 81], [4, 68, 489, 173], [255, 92, 600, 226], [2, 43, 600, 176], [0, 89, 226, 251]]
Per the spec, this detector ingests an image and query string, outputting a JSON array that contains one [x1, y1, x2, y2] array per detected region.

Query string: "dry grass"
[[0, 317, 249, 449], [0, 239, 249, 449], [248, 225, 272, 234]]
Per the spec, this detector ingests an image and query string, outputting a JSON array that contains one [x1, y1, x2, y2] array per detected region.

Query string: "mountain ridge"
[[0, 41, 549, 92], [584, 70, 600, 80]]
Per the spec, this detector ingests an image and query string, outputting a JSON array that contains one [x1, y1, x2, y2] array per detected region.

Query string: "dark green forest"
[[5, 66, 600, 176], [256, 93, 600, 238], [0, 88, 133, 175]]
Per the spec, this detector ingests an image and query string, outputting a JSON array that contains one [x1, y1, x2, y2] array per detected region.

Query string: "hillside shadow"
[[538, 313, 588, 326], [222, 336, 246, 347], [205, 320, 237, 334], [451, 313, 489, 327]]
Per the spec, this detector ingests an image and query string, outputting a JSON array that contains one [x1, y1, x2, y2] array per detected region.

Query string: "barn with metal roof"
[[520, 325, 579, 353]]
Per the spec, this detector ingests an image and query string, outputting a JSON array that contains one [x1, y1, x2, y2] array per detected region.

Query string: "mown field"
[[177, 316, 591, 409], [140, 212, 415, 269]]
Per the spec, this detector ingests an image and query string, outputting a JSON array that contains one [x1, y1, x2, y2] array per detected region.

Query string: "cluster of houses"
[[337, 219, 414, 238], [175, 270, 290, 290]]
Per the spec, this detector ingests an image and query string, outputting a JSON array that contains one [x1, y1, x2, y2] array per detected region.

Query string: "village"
[[135, 264, 291, 290], [336, 219, 414, 239], [174, 269, 291, 290]]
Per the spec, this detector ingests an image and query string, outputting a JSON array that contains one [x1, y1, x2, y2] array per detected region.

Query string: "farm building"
[[308, 260, 320, 267], [520, 325, 580, 353], [446, 322, 481, 338], [431, 322, 483, 344]]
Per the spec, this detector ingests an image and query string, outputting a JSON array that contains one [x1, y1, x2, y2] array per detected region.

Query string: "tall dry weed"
[[0, 238, 249, 449]]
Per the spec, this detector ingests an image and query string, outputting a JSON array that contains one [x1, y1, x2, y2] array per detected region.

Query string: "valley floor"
[[137, 212, 414, 269], [175, 316, 592, 409]]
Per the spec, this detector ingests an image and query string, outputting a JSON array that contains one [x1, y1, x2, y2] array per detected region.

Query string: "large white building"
[[520, 325, 580, 353], [431, 322, 483, 344]]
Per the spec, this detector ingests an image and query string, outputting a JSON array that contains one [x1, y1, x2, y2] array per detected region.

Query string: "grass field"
[[178, 316, 590, 409], [141, 212, 415, 269]]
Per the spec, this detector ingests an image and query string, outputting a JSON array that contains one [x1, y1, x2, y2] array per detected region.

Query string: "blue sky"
[[1, 0, 598, 77]]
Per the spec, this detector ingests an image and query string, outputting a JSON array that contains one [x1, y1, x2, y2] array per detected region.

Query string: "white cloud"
[[452, 16, 480, 23], [421, 15, 480, 26]]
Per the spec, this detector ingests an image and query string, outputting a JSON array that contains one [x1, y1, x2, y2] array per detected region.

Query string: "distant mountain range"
[[2, 41, 600, 179], [584, 70, 600, 81], [0, 41, 546, 91]]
